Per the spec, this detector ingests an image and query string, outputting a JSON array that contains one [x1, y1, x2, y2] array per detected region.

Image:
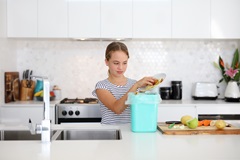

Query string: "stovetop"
[[60, 98, 98, 104], [56, 98, 101, 120]]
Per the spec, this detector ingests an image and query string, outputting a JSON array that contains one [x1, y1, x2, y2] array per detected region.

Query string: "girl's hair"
[[105, 41, 129, 61]]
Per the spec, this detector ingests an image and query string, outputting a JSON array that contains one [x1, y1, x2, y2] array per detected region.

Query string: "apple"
[[181, 115, 193, 125], [215, 120, 226, 129], [40, 91, 55, 97], [186, 118, 198, 129], [50, 91, 55, 97]]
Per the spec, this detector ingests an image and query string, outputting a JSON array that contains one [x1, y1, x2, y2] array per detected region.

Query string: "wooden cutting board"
[[157, 122, 240, 135], [4, 72, 20, 103]]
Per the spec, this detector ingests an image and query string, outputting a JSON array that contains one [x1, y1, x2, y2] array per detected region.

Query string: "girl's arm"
[[96, 77, 156, 114]]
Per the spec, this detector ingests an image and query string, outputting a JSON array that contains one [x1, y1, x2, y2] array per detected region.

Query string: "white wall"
[[0, 0, 239, 101], [12, 39, 240, 100], [0, 0, 17, 104]]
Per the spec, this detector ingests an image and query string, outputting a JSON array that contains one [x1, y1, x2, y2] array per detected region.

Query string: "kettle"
[[224, 81, 240, 102]]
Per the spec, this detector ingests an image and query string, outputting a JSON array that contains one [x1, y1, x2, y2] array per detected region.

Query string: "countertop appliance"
[[192, 82, 218, 100], [55, 98, 101, 124]]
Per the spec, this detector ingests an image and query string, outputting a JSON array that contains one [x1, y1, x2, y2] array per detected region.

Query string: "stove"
[[55, 98, 102, 124], [60, 98, 99, 104]]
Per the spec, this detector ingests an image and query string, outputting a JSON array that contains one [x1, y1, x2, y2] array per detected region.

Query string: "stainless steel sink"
[[52, 129, 121, 140], [0, 130, 56, 141], [0, 129, 121, 141]]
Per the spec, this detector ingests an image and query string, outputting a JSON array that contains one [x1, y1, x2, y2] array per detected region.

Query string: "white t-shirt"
[[92, 78, 136, 124]]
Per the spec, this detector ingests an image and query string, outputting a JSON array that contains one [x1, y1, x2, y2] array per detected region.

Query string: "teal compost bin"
[[126, 92, 161, 132]]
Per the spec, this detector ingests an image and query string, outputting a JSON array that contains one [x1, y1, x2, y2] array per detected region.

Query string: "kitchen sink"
[[0, 130, 56, 141], [52, 129, 121, 140], [0, 129, 121, 141]]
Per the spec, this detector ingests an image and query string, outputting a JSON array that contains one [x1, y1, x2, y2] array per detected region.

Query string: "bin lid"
[[125, 92, 161, 104]]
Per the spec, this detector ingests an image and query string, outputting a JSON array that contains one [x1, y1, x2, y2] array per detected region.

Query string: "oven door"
[[56, 117, 101, 124], [55, 104, 102, 124]]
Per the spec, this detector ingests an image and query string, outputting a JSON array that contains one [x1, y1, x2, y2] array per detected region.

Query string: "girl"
[[93, 41, 156, 124]]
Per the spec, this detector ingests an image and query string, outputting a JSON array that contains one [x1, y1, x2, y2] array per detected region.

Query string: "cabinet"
[[158, 105, 197, 122], [38, 0, 68, 38], [133, 0, 171, 39], [7, 0, 240, 39], [7, 0, 38, 37], [7, 0, 67, 38], [172, 0, 210, 38], [68, 0, 100, 38], [101, 0, 132, 39], [211, 0, 240, 39], [197, 105, 240, 115], [157, 103, 240, 122], [0, 106, 55, 125]]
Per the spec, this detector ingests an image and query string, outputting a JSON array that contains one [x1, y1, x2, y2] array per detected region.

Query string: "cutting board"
[[4, 72, 20, 103], [157, 122, 240, 135]]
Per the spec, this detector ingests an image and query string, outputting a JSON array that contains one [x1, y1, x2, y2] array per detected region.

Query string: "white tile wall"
[[0, 39, 17, 104], [13, 39, 239, 100]]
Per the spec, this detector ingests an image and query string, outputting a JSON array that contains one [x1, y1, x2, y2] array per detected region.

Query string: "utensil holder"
[[20, 80, 35, 101]]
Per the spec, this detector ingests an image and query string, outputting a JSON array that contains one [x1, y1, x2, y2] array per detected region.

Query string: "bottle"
[[171, 81, 182, 100], [53, 85, 62, 100]]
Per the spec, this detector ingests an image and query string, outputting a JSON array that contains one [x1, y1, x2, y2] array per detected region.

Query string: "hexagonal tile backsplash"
[[15, 40, 239, 100]]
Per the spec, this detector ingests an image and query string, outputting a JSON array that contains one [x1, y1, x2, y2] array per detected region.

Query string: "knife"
[[28, 70, 33, 88], [25, 70, 29, 80], [23, 71, 26, 79], [29, 70, 32, 79]]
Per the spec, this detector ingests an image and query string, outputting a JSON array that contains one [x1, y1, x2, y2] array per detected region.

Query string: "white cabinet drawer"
[[158, 106, 197, 122], [101, 0, 132, 39], [133, 0, 171, 39], [172, 0, 210, 38], [7, 0, 38, 37], [197, 105, 240, 115], [211, 0, 240, 38], [68, 0, 100, 38], [38, 0, 68, 38], [0, 106, 55, 125]]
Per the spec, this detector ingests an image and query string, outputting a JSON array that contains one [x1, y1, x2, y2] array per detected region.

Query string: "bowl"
[[139, 73, 166, 92], [36, 96, 55, 101]]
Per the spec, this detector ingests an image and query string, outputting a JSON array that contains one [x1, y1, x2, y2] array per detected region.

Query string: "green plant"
[[214, 49, 240, 84]]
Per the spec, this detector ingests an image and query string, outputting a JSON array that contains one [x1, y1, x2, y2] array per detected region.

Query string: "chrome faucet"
[[28, 76, 51, 142]]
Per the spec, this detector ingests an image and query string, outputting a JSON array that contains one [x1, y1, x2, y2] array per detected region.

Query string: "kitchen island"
[[0, 123, 240, 160]]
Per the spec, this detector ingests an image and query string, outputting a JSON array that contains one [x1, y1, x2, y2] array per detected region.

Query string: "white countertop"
[[0, 123, 240, 160], [1, 99, 239, 107], [160, 99, 240, 106], [1, 100, 60, 107]]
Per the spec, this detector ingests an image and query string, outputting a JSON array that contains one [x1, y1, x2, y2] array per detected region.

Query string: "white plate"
[[139, 73, 166, 92]]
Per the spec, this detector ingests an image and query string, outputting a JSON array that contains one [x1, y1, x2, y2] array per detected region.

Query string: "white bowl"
[[139, 73, 166, 92]]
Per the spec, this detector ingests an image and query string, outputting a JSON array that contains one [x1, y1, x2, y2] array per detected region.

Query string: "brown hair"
[[105, 41, 129, 61]]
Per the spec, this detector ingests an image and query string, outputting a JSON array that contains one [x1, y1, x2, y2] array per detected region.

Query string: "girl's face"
[[105, 50, 128, 77]]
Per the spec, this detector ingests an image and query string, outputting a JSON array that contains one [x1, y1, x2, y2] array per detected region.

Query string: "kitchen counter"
[[1, 100, 60, 107], [1, 99, 239, 107], [0, 123, 240, 160], [160, 99, 240, 105]]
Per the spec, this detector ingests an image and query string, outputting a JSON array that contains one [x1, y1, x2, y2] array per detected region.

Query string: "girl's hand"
[[136, 77, 157, 88]]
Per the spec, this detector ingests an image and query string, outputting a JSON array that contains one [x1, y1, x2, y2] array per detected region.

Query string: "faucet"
[[28, 76, 51, 142]]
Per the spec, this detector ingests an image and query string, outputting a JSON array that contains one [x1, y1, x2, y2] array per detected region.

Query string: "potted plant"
[[214, 49, 240, 102]]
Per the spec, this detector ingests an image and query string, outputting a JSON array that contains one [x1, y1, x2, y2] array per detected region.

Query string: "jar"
[[171, 81, 182, 100], [159, 87, 171, 100], [53, 85, 61, 100]]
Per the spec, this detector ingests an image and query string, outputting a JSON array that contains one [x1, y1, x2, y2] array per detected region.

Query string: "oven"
[[55, 98, 102, 124]]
